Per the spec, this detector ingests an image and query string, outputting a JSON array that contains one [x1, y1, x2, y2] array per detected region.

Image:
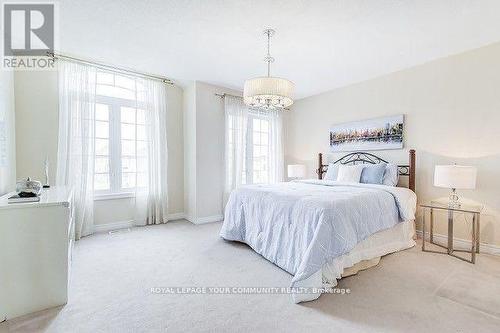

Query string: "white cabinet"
[[0, 187, 74, 320]]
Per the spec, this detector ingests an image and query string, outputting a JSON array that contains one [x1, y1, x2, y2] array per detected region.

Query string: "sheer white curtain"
[[224, 96, 248, 202], [223, 96, 284, 201], [266, 109, 284, 183], [134, 78, 169, 225], [56, 61, 97, 240], [57, 60, 169, 236]]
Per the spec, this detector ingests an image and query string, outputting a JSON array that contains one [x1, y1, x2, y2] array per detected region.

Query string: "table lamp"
[[434, 165, 477, 208], [288, 164, 306, 180]]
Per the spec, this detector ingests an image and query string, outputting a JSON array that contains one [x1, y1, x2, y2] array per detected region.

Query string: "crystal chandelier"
[[243, 29, 294, 110]]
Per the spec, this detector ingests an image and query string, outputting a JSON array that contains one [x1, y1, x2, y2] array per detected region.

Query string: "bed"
[[220, 150, 417, 303]]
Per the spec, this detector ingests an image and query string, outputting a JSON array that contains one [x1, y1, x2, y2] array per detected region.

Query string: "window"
[[225, 113, 271, 185], [246, 115, 270, 184], [93, 71, 148, 195], [224, 96, 283, 192]]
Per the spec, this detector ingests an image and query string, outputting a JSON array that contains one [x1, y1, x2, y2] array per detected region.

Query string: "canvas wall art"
[[329, 115, 404, 152]]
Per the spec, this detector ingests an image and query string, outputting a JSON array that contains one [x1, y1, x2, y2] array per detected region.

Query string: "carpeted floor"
[[2, 220, 500, 333]]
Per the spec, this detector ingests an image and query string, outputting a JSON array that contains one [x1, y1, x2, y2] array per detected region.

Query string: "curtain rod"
[[47, 51, 174, 85], [214, 93, 242, 98]]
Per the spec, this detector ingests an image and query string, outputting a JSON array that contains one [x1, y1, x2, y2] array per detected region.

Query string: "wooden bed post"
[[409, 149, 416, 193], [318, 153, 323, 180]]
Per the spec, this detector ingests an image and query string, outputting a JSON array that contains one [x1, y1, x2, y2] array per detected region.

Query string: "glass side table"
[[420, 201, 482, 264]]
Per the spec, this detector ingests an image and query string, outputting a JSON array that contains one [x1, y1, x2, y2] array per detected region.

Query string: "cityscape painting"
[[330, 115, 404, 152]]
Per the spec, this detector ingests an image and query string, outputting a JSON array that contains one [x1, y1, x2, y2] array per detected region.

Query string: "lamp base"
[[448, 188, 461, 209]]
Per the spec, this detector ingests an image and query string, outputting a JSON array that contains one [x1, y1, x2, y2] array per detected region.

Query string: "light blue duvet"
[[220, 180, 416, 302]]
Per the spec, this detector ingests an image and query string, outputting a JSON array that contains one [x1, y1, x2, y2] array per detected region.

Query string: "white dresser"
[[0, 186, 74, 320]]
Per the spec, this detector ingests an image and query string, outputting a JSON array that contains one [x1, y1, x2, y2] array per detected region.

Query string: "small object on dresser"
[[8, 193, 40, 203], [16, 177, 43, 196], [43, 156, 51, 188]]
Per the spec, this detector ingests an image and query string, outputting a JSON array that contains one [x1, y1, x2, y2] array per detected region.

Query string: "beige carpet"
[[1, 220, 500, 333]]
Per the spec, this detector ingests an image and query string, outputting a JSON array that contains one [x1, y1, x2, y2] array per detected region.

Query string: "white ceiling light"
[[243, 29, 294, 110]]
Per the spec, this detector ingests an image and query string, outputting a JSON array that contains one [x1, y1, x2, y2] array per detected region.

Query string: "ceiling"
[[58, 0, 500, 99]]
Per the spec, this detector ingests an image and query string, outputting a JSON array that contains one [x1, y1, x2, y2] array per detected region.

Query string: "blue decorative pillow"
[[360, 163, 387, 185]]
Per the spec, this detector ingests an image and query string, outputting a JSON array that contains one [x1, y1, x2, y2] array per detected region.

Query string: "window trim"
[[93, 91, 145, 196], [93, 191, 135, 201], [244, 113, 270, 185]]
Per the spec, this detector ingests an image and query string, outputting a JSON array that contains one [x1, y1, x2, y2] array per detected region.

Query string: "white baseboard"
[[93, 213, 187, 233], [94, 220, 134, 233], [167, 212, 186, 221], [186, 214, 223, 225], [416, 230, 500, 255]]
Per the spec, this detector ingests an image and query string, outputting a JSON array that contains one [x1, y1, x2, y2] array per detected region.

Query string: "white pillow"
[[336, 165, 364, 183], [324, 163, 339, 180], [383, 164, 399, 186]]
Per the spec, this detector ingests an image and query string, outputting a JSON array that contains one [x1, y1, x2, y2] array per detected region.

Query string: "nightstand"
[[420, 201, 482, 264]]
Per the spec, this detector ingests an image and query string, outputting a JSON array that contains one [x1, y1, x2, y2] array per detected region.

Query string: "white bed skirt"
[[293, 220, 415, 303]]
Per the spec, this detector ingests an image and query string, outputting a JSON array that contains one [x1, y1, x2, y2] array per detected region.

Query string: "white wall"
[[14, 70, 185, 227], [164, 84, 185, 216], [183, 82, 197, 220], [183, 81, 242, 223], [14, 71, 58, 183], [0, 71, 16, 196], [286, 42, 500, 247], [195, 82, 239, 219], [0, 70, 16, 320]]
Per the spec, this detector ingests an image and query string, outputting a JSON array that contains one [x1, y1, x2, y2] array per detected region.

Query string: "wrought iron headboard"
[[317, 150, 416, 192]]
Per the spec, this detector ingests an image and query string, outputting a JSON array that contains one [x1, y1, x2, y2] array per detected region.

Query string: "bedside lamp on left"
[[288, 164, 306, 180]]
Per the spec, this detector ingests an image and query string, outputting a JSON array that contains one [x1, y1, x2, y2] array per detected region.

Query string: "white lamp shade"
[[243, 77, 294, 109], [434, 165, 477, 189], [288, 164, 306, 179]]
